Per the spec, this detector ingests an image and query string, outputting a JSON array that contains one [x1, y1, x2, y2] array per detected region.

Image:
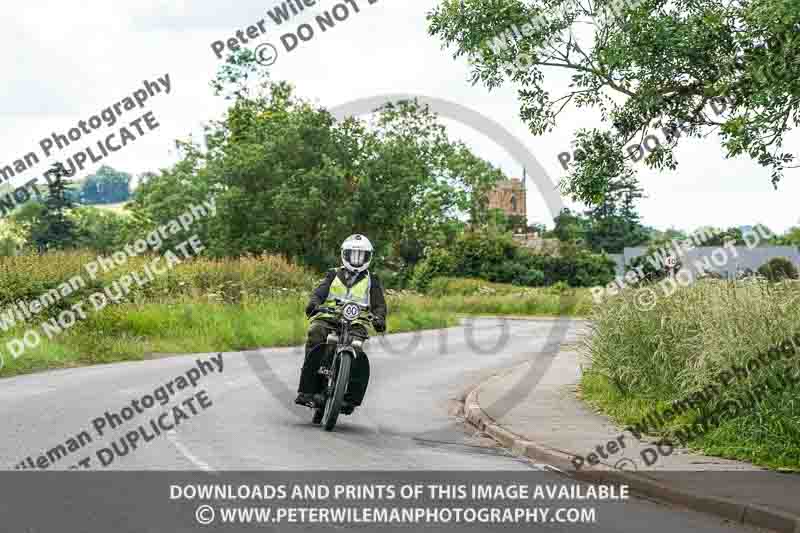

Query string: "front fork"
[[318, 347, 357, 398]]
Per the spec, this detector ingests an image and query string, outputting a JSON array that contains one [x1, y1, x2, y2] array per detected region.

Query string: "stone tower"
[[487, 176, 527, 220]]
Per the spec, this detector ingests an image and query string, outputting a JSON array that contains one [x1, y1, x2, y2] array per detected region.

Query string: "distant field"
[[90, 202, 130, 214]]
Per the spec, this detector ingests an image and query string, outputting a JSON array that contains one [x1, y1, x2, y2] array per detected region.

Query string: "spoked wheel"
[[321, 351, 352, 431]]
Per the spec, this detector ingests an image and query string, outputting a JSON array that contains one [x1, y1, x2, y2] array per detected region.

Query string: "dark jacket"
[[306, 268, 387, 321]]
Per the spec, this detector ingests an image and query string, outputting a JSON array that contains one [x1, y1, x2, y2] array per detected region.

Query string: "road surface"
[[0, 318, 756, 531]]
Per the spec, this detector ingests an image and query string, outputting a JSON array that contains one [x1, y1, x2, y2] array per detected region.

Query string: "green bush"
[[521, 248, 616, 287], [758, 257, 799, 282], [455, 230, 518, 278], [489, 260, 545, 286], [625, 242, 681, 283], [410, 229, 615, 290], [71, 207, 136, 254], [409, 248, 456, 291]]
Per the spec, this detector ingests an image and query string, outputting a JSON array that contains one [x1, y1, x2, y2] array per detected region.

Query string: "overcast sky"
[[2, 0, 798, 233]]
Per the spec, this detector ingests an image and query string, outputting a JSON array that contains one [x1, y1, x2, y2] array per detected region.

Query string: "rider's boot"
[[294, 393, 315, 407]]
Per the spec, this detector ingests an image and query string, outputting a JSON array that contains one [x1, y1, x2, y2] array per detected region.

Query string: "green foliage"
[[585, 215, 650, 253], [132, 62, 504, 273], [777, 227, 800, 245], [70, 207, 135, 254], [408, 247, 457, 291], [30, 163, 77, 252], [703, 226, 746, 246], [581, 279, 800, 469], [80, 165, 132, 204], [758, 257, 799, 281], [0, 251, 593, 378], [410, 227, 615, 289], [551, 191, 650, 254], [625, 241, 682, 283], [0, 251, 318, 325], [428, 0, 800, 205], [552, 208, 589, 243], [521, 246, 616, 287]]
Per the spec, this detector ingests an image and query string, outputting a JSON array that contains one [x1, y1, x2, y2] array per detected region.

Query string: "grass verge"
[[0, 259, 590, 378], [580, 279, 800, 471], [0, 295, 459, 377]]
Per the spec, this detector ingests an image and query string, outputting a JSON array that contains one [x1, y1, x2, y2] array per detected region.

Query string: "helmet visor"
[[344, 249, 371, 268]]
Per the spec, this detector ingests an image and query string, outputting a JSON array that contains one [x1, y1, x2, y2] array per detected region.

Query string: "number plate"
[[342, 303, 360, 320]]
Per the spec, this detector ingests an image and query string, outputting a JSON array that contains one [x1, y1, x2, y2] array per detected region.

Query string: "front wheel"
[[322, 351, 352, 431]]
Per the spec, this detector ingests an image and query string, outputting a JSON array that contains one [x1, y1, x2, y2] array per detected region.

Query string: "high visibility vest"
[[312, 271, 372, 324], [324, 272, 371, 307]]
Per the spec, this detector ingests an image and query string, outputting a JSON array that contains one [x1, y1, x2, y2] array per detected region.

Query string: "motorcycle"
[[310, 297, 378, 431]]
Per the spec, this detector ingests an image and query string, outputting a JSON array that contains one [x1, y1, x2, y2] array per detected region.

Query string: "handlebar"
[[313, 300, 380, 325], [315, 307, 378, 321]]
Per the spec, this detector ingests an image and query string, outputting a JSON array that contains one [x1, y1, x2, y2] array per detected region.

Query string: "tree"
[[130, 51, 505, 273], [583, 174, 649, 252], [778, 226, 800, 245], [758, 257, 799, 281], [81, 165, 132, 204], [428, 0, 800, 206], [71, 207, 135, 254], [703, 226, 746, 246], [552, 208, 589, 243], [527, 222, 548, 235], [31, 162, 77, 251], [647, 227, 689, 243]]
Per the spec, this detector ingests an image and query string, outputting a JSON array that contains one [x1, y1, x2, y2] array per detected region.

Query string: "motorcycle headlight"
[[351, 339, 364, 350]]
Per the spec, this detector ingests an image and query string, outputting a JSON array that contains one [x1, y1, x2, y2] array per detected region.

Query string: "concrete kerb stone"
[[455, 369, 800, 533]]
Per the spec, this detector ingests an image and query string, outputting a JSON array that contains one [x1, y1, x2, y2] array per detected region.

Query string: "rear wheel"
[[322, 351, 352, 431]]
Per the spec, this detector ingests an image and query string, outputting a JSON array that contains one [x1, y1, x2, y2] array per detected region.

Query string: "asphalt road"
[[0, 318, 757, 532]]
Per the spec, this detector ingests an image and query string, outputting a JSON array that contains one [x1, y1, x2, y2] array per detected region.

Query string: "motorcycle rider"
[[295, 234, 387, 414]]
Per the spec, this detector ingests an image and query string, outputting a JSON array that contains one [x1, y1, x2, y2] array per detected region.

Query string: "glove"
[[305, 302, 318, 318], [372, 317, 386, 333]]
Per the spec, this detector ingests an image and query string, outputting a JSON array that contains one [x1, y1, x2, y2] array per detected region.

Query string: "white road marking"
[[166, 431, 215, 472]]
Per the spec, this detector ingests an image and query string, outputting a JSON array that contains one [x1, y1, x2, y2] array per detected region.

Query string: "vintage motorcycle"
[[311, 297, 378, 431]]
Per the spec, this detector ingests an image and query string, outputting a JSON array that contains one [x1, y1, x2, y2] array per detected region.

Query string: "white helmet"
[[341, 234, 373, 272]]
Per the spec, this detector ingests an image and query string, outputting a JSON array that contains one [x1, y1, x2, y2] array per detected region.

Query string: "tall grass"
[[0, 294, 459, 377], [0, 256, 589, 378], [422, 277, 592, 316], [581, 279, 800, 469]]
